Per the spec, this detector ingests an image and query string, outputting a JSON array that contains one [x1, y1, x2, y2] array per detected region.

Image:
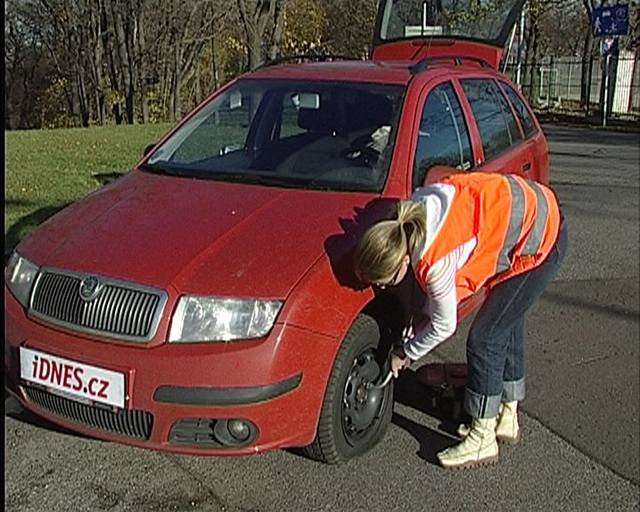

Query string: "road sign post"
[[603, 53, 611, 127], [592, 4, 628, 127]]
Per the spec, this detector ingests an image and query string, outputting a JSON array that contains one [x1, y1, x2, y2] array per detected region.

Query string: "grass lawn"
[[5, 123, 172, 251]]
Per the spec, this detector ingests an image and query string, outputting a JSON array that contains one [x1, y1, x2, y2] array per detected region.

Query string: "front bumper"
[[5, 288, 339, 455]]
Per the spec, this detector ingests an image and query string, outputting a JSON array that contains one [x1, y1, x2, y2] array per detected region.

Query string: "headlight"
[[169, 296, 282, 343], [5, 251, 40, 307]]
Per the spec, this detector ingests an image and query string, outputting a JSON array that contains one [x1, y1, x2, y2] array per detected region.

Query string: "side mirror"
[[143, 143, 156, 158]]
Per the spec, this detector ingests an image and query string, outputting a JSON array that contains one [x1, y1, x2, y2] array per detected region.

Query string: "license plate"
[[20, 347, 126, 408]]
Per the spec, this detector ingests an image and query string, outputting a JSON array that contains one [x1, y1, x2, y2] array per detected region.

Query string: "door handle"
[[522, 162, 532, 172]]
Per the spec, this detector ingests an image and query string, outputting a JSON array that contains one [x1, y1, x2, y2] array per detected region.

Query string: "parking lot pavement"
[[4, 124, 640, 511], [535, 125, 639, 484], [4, 395, 639, 512]]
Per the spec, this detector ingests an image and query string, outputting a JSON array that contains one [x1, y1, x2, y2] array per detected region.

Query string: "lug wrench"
[[366, 370, 393, 390]]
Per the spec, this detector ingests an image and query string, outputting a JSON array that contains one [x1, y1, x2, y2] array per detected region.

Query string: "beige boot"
[[456, 422, 471, 438], [458, 402, 521, 443], [496, 400, 520, 444], [438, 417, 499, 469], [456, 423, 471, 439], [456, 402, 502, 438]]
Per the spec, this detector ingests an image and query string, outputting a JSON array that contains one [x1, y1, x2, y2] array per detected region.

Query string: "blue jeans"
[[464, 221, 568, 419]]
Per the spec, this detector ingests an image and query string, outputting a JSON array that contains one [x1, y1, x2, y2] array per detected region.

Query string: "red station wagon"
[[5, 0, 547, 463]]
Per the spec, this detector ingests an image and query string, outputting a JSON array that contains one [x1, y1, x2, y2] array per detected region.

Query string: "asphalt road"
[[5, 124, 640, 511]]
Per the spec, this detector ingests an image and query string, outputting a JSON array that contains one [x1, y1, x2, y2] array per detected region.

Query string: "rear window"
[[377, 0, 523, 47], [413, 82, 473, 188], [500, 81, 537, 138], [460, 78, 522, 161]]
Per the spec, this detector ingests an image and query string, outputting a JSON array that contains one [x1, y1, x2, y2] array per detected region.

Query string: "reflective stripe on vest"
[[499, 176, 526, 273], [522, 179, 549, 256], [498, 176, 551, 273]]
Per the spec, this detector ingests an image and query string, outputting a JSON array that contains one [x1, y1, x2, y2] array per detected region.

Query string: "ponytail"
[[353, 200, 427, 284], [396, 200, 427, 256]]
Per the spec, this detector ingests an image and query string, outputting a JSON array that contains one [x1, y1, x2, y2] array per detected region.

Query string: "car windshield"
[[144, 79, 405, 193], [377, 0, 522, 46]]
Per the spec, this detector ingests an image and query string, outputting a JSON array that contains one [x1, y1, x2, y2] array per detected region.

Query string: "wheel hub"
[[355, 384, 368, 403], [342, 351, 385, 438]]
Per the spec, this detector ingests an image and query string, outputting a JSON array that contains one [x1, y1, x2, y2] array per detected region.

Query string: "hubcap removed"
[[342, 350, 385, 442]]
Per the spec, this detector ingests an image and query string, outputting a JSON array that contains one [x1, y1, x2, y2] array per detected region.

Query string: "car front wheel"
[[304, 313, 394, 464]]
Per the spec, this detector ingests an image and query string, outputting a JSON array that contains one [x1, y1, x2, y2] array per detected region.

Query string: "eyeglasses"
[[375, 260, 406, 288]]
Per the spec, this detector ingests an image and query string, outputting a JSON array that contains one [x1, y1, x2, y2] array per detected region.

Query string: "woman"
[[354, 171, 567, 469]]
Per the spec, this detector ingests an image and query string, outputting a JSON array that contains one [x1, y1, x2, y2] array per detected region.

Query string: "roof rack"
[[254, 54, 360, 71], [409, 55, 492, 75]]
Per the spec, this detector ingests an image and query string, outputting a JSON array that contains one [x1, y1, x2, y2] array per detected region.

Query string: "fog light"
[[227, 419, 251, 441], [212, 418, 257, 447]]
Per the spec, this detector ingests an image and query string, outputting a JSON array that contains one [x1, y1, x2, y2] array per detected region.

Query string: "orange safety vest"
[[414, 172, 562, 303]]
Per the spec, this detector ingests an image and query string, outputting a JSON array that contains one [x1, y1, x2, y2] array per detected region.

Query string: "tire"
[[304, 313, 394, 464]]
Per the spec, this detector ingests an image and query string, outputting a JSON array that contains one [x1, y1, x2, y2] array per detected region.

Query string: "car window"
[[499, 81, 537, 138], [460, 78, 522, 161], [171, 94, 259, 162], [145, 79, 405, 193], [413, 82, 473, 188]]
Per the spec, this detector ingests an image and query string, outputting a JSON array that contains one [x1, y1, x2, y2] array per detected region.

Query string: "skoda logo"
[[79, 276, 104, 302]]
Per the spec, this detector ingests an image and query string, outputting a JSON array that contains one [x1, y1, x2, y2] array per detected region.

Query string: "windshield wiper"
[[139, 162, 191, 177], [139, 164, 375, 192], [141, 164, 307, 187], [240, 174, 314, 189]]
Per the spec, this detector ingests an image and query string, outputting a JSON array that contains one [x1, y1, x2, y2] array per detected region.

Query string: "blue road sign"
[[592, 4, 629, 36]]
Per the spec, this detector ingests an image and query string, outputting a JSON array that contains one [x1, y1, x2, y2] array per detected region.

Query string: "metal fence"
[[504, 52, 640, 121]]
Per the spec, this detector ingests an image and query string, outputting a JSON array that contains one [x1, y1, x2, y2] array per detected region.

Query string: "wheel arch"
[[279, 256, 411, 448], [280, 255, 411, 365]]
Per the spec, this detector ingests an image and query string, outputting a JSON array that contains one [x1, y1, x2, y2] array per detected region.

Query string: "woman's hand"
[[402, 323, 415, 344], [391, 352, 411, 378], [392, 322, 417, 378]]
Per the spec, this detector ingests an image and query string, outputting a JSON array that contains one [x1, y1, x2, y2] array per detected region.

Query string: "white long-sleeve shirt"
[[403, 184, 476, 361]]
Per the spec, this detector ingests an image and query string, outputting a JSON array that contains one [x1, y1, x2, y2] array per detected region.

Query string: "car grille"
[[29, 269, 167, 342], [24, 386, 153, 440]]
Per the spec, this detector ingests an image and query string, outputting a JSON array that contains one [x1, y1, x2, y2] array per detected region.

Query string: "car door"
[[457, 77, 533, 178], [406, 77, 488, 318], [497, 79, 550, 184], [409, 79, 476, 191]]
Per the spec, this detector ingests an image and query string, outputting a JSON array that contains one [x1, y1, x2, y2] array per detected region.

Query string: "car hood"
[[19, 171, 378, 299]]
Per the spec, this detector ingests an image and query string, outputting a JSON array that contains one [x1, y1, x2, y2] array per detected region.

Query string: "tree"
[[280, 0, 376, 59], [163, 0, 228, 119], [321, 0, 377, 57], [101, 0, 148, 124], [37, 0, 102, 127], [537, 1, 586, 56], [281, 0, 326, 55], [237, 0, 287, 69], [516, 0, 575, 104], [88, 0, 107, 124], [579, 0, 596, 110], [5, 0, 51, 129]]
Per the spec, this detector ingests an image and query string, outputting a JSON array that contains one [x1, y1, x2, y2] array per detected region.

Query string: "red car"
[[5, 0, 546, 463]]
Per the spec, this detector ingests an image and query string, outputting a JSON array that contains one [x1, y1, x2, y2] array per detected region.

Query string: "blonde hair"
[[354, 200, 427, 284]]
